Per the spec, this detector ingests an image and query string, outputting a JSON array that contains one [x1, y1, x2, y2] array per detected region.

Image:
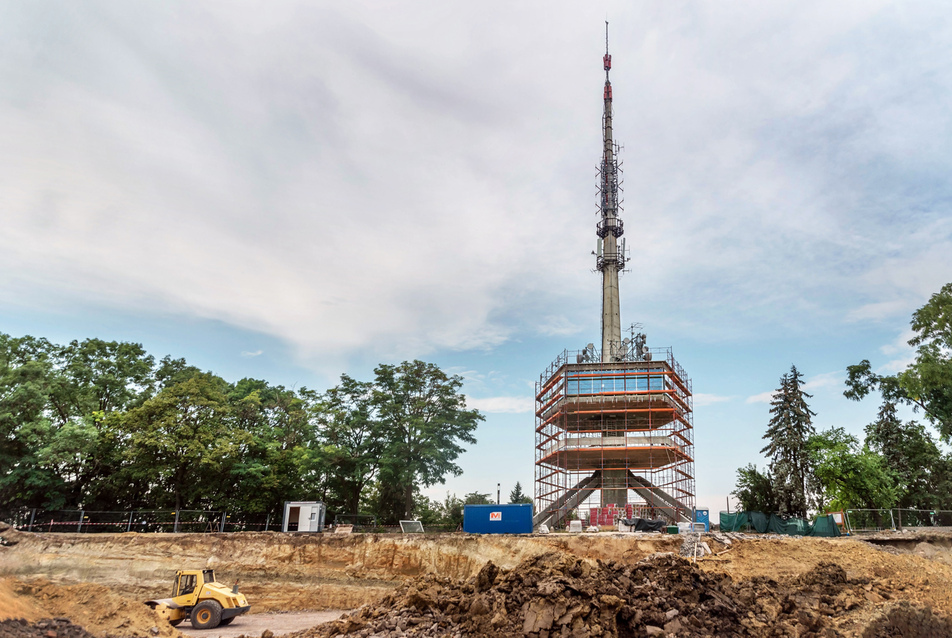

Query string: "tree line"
[[0, 333, 497, 525], [734, 283, 952, 515]]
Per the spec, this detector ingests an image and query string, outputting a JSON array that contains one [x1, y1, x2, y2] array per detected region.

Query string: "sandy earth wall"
[[0, 527, 682, 611]]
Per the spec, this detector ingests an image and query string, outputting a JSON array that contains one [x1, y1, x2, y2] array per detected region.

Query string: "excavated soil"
[[0, 578, 181, 638], [297, 551, 952, 637], [0, 525, 681, 612], [0, 618, 98, 638], [2, 522, 952, 637]]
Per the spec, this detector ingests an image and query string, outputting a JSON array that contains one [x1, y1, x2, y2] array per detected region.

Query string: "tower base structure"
[[533, 346, 696, 530]]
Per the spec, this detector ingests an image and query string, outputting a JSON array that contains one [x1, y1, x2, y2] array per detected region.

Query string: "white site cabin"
[[282, 501, 326, 532]]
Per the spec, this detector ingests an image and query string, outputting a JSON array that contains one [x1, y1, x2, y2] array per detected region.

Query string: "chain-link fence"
[[3, 509, 463, 534], [845, 508, 952, 534], [5, 509, 277, 533]]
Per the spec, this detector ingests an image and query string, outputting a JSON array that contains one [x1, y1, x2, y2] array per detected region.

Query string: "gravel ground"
[[178, 611, 346, 638]]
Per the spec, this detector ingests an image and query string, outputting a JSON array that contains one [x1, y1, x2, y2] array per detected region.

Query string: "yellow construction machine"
[[145, 569, 250, 629]]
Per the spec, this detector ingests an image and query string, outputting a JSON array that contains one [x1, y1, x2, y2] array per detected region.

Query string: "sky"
[[2, 1, 952, 514]]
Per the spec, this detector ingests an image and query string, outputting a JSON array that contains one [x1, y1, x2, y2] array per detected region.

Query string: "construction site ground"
[[1, 522, 951, 637]]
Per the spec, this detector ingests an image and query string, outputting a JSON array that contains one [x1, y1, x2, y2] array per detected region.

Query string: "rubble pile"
[[300, 551, 952, 638], [0, 618, 97, 638]]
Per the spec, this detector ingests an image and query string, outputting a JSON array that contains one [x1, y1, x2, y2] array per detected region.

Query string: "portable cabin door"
[[306, 505, 322, 531]]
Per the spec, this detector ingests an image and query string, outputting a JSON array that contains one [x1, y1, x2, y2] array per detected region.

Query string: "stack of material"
[[617, 518, 666, 533]]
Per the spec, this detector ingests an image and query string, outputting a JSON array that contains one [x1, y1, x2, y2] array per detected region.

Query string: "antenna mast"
[[595, 21, 625, 361]]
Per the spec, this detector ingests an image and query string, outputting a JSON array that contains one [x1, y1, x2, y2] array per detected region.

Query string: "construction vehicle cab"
[[146, 569, 250, 629]]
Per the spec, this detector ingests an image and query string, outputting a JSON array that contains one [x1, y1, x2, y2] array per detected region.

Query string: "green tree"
[[372, 361, 482, 522], [761, 365, 816, 517], [731, 464, 777, 513], [315, 375, 382, 516], [463, 491, 492, 505], [846, 283, 952, 441], [0, 334, 61, 509], [864, 402, 946, 509], [807, 427, 897, 511], [44, 339, 156, 508], [415, 492, 465, 528], [224, 379, 322, 516], [508, 481, 532, 504], [48, 338, 155, 423], [111, 373, 238, 510]]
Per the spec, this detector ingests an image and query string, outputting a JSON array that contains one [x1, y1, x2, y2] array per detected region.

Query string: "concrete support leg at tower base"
[[601, 469, 627, 507]]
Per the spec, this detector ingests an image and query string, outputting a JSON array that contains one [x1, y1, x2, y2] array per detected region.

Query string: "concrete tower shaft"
[[596, 22, 624, 362]]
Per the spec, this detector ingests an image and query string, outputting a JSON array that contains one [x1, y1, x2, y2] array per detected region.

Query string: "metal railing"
[[6, 509, 277, 533], [845, 509, 952, 534], [3, 509, 464, 534]]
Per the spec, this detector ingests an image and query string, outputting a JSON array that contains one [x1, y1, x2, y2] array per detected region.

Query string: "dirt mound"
[[0, 618, 97, 638], [861, 601, 952, 637], [2, 579, 181, 638], [0, 579, 43, 621], [298, 552, 952, 637]]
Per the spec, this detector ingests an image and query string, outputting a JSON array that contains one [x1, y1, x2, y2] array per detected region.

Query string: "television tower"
[[596, 22, 625, 362], [533, 23, 696, 531]]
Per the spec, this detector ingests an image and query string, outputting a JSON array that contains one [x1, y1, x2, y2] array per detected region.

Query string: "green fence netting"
[[719, 511, 840, 537]]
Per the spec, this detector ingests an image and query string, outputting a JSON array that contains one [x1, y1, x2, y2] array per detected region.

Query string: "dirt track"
[[1, 523, 951, 637], [177, 612, 345, 638]]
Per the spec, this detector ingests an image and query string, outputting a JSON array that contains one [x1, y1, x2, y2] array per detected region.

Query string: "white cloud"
[[536, 316, 583, 338], [880, 330, 916, 357], [746, 370, 842, 404], [467, 396, 535, 414], [693, 393, 732, 407], [802, 371, 842, 393], [845, 300, 912, 323], [241, 350, 263, 358], [877, 329, 917, 374], [1, 1, 951, 372], [746, 391, 777, 405]]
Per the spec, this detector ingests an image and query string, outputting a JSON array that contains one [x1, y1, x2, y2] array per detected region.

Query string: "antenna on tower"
[[596, 21, 624, 362]]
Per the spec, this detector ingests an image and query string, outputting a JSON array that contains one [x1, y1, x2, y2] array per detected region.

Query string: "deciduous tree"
[[372, 361, 482, 522], [846, 282, 952, 441], [808, 427, 897, 511], [731, 464, 777, 513], [314, 375, 381, 516]]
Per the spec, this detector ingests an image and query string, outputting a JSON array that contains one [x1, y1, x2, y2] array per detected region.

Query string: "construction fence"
[[2, 509, 459, 534], [719, 511, 841, 537], [719, 509, 952, 536], [842, 508, 952, 534]]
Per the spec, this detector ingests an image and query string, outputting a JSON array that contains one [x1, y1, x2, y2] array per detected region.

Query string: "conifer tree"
[[760, 365, 816, 517], [508, 481, 532, 504]]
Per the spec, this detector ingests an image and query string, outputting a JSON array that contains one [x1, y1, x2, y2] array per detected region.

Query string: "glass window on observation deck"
[[565, 368, 667, 396]]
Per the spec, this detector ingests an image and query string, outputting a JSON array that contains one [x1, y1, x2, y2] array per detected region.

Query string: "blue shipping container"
[[695, 508, 710, 532], [463, 504, 533, 534]]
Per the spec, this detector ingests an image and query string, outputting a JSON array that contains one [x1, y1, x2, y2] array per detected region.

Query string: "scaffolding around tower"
[[533, 337, 696, 530]]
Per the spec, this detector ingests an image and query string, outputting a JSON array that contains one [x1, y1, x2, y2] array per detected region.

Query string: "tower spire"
[[596, 21, 624, 362]]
